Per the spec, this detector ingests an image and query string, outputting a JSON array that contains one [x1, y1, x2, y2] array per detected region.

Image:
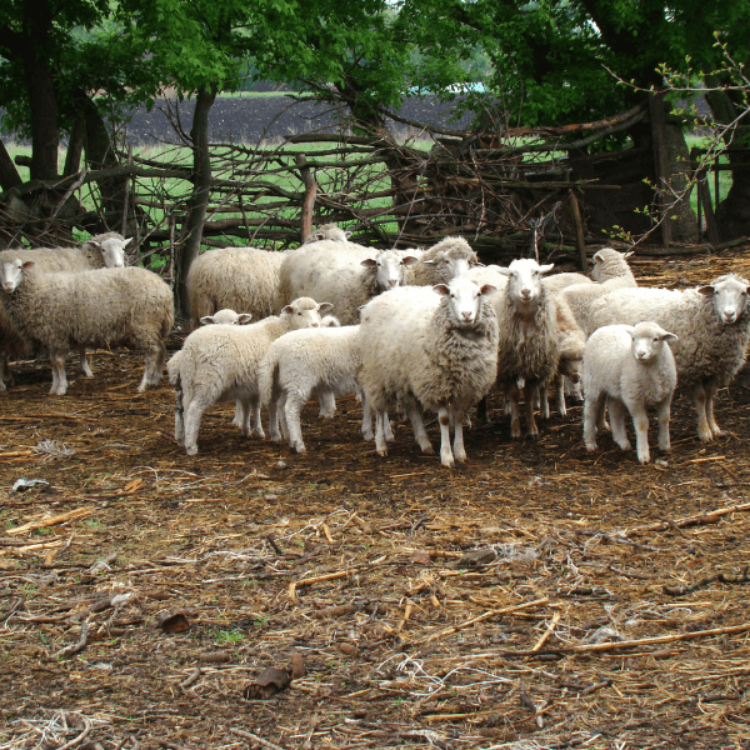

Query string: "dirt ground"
[[2, 250, 750, 750]]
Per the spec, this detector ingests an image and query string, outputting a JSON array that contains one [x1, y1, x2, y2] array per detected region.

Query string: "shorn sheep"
[[0, 233, 131, 390], [168, 297, 330, 456], [275, 241, 418, 325], [588, 273, 750, 442], [359, 277, 499, 468], [493, 259, 560, 439], [0, 259, 174, 395], [583, 322, 678, 464]]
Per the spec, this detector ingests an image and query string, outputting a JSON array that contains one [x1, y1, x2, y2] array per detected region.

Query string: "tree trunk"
[[176, 85, 217, 321], [664, 122, 698, 243], [704, 82, 750, 240], [0, 142, 23, 191], [63, 116, 85, 178]]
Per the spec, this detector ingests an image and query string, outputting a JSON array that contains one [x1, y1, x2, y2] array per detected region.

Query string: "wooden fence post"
[[296, 153, 316, 241], [649, 92, 672, 249]]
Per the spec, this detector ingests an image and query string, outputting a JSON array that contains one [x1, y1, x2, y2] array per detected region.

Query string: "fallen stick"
[[412, 597, 550, 645], [6, 507, 93, 536], [55, 714, 92, 750], [532, 611, 562, 652], [53, 622, 90, 659], [621, 500, 750, 537], [229, 727, 288, 750]]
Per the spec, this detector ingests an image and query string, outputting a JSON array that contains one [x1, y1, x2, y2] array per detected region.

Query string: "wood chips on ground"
[[1, 248, 750, 750]]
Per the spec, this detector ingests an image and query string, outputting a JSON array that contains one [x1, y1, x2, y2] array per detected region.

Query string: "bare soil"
[[2, 251, 750, 750]]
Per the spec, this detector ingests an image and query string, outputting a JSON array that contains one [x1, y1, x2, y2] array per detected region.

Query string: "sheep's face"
[[281, 297, 333, 330], [362, 251, 417, 291], [199, 309, 253, 326], [87, 237, 130, 268], [699, 275, 750, 325], [627, 322, 677, 363], [559, 357, 582, 383], [0, 259, 31, 294], [424, 249, 479, 283], [435, 277, 496, 327], [500, 259, 553, 307]]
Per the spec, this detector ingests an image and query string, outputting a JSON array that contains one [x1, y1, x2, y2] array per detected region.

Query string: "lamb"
[[542, 271, 593, 295], [302, 222, 351, 244], [359, 277, 499, 467], [168, 297, 330, 455], [562, 248, 637, 333], [275, 241, 418, 325], [259, 325, 370, 453], [0, 259, 174, 395], [186, 246, 289, 329], [199, 308, 253, 326], [583, 322, 678, 464], [0, 233, 131, 390], [405, 236, 480, 287], [587, 274, 750, 442], [492, 259, 560, 439]]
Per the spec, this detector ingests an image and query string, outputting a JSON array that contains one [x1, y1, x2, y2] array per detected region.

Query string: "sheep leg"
[[692, 383, 714, 442], [629, 403, 651, 464], [608, 399, 632, 451], [50, 352, 68, 396], [232, 401, 243, 429], [151, 342, 167, 385], [555, 374, 567, 417], [656, 395, 673, 454], [318, 390, 336, 419], [538, 384, 551, 420], [361, 396, 374, 441], [277, 393, 289, 441], [78, 348, 93, 378], [267, 393, 282, 442], [383, 411, 394, 442], [523, 381, 540, 439], [452, 408, 467, 464], [174, 383, 185, 445], [236, 400, 251, 437], [284, 394, 306, 453], [183, 399, 205, 456], [583, 390, 606, 452], [476, 396, 491, 424], [437, 406, 455, 468], [507, 382, 522, 439], [138, 346, 161, 392], [0, 355, 10, 391], [250, 397, 265, 438], [705, 382, 722, 438], [374, 410, 389, 457], [406, 402, 434, 454]]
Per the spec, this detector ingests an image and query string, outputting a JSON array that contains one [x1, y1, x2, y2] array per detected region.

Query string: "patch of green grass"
[[215, 628, 244, 644]]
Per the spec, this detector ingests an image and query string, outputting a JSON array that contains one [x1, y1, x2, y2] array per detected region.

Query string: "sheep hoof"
[[186, 446, 198, 456], [420, 444, 435, 455], [294, 443, 306, 454], [362, 429, 374, 441]]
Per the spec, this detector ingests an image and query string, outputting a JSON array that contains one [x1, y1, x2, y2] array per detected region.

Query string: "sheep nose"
[[520, 289, 531, 300], [312, 322, 320, 328], [387, 279, 398, 288], [723, 311, 737, 323], [461, 311, 473, 322]]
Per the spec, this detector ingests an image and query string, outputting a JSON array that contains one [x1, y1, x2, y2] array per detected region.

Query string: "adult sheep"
[[405, 236, 480, 287], [359, 276, 499, 467], [0, 259, 173, 395], [0, 232, 131, 390], [168, 297, 330, 455], [588, 273, 750, 442]]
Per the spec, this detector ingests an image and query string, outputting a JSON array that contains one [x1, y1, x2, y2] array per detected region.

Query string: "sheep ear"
[[697, 285, 715, 297], [539, 263, 554, 275], [422, 259, 437, 266], [433, 284, 450, 296], [473, 260, 486, 267], [402, 255, 419, 266], [661, 332, 678, 343], [623, 325, 636, 338], [623, 250, 635, 259], [593, 251, 603, 263], [199, 315, 216, 325], [123, 238, 133, 248], [361, 258, 378, 268], [87, 240, 103, 251], [318, 302, 333, 314], [314, 231, 325, 242], [22, 260, 35, 270], [344, 231, 352, 239], [282, 305, 294, 315], [496, 266, 511, 276], [237, 314, 253, 325], [479, 284, 497, 296]]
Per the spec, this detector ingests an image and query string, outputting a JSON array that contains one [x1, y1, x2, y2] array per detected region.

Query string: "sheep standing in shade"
[[0, 259, 173, 395], [583, 322, 678, 464], [359, 277, 499, 468], [275, 241, 418, 325], [168, 297, 330, 456], [588, 273, 750, 442], [0, 233, 131, 390], [493, 259, 560, 439], [405, 236, 480, 287]]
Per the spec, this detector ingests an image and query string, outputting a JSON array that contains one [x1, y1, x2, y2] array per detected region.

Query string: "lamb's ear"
[[344, 231, 352, 239], [402, 255, 419, 266], [199, 315, 216, 325], [361, 258, 378, 268], [123, 238, 133, 248], [21, 260, 35, 270], [539, 263, 554, 275], [697, 285, 715, 297], [479, 284, 497, 296], [623, 325, 636, 338], [593, 251, 604, 264], [314, 231, 325, 242], [318, 302, 333, 314], [87, 240, 103, 251], [496, 266, 511, 276], [661, 332, 678, 343], [237, 314, 253, 325], [433, 284, 450, 296], [282, 304, 294, 315], [623, 250, 635, 259]]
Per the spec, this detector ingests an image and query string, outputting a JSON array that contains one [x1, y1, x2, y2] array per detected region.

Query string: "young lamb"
[[492, 259, 560, 439], [199, 308, 253, 326], [562, 248, 637, 333], [359, 277, 499, 468], [0, 259, 174, 395], [274, 241, 418, 325], [168, 297, 330, 455], [405, 236, 480, 287], [588, 273, 750, 442], [302, 223, 351, 244], [583, 322, 678, 464], [0, 233, 130, 390]]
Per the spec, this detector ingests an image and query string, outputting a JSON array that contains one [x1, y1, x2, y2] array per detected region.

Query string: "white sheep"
[[542, 271, 593, 295], [0, 233, 131, 390], [168, 297, 331, 455], [588, 274, 750, 442], [275, 241, 418, 325], [405, 236, 479, 287], [302, 222, 351, 244], [562, 248, 637, 333], [0, 259, 174, 395], [359, 277, 499, 467], [198, 308, 253, 326], [583, 322, 678, 464], [492, 259, 560, 439]]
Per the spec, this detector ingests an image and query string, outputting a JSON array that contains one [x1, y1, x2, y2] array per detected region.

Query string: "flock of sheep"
[[1, 224, 749, 467]]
